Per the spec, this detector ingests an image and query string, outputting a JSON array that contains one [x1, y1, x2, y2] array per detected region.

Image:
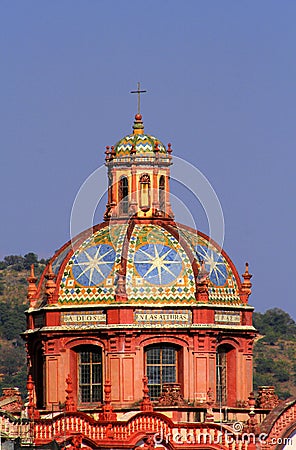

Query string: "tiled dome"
[[40, 221, 242, 307], [114, 133, 167, 156]]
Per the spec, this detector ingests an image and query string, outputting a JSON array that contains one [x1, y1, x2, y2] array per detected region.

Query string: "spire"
[[241, 262, 252, 302], [27, 264, 38, 307]]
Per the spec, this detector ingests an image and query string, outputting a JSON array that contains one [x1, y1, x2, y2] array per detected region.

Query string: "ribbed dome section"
[[114, 133, 167, 157], [42, 221, 242, 307]]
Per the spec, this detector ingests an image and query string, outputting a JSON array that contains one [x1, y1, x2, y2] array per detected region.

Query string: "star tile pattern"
[[58, 224, 127, 305], [134, 244, 183, 285], [178, 227, 241, 304], [126, 224, 196, 304], [72, 244, 116, 286]]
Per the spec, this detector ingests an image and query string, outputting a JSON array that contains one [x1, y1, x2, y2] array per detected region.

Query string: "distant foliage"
[[0, 252, 48, 398], [253, 308, 296, 400], [253, 308, 296, 343]]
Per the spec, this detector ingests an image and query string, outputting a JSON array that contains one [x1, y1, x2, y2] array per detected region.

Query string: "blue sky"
[[1, 1, 296, 319]]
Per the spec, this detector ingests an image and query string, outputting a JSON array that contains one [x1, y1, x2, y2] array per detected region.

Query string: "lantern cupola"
[[104, 113, 173, 220]]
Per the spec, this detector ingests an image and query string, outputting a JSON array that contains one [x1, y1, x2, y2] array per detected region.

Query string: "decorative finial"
[[65, 374, 76, 412], [132, 113, 144, 135], [26, 374, 40, 419], [130, 143, 136, 155], [195, 259, 209, 302], [241, 262, 252, 301], [140, 376, 153, 412], [27, 264, 38, 307], [45, 263, 57, 304], [167, 143, 172, 154], [105, 146, 111, 162], [99, 380, 117, 421]]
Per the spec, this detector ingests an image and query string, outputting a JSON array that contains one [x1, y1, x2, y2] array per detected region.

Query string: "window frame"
[[145, 344, 179, 401], [159, 175, 165, 213], [77, 346, 103, 405], [119, 176, 129, 215]]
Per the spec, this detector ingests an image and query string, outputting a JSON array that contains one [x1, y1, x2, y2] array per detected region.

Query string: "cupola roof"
[[113, 114, 167, 157]]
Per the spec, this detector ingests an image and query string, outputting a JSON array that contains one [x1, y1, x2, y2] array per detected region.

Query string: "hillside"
[[253, 308, 296, 399], [0, 254, 47, 397], [0, 254, 295, 401]]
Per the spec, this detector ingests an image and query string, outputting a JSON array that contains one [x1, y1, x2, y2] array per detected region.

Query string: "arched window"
[[35, 347, 44, 409], [159, 175, 165, 213], [77, 346, 103, 404], [216, 344, 236, 406], [145, 344, 179, 400], [119, 176, 129, 214], [139, 174, 150, 212]]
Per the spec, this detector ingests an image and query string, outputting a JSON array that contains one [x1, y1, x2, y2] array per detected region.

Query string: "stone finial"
[[115, 264, 127, 300], [45, 263, 57, 304], [244, 410, 260, 435], [26, 374, 40, 419], [65, 374, 76, 412], [27, 264, 38, 307], [130, 143, 136, 155], [140, 376, 153, 412], [248, 391, 256, 408], [196, 260, 209, 302], [105, 146, 111, 162], [132, 113, 144, 134], [99, 380, 117, 421], [241, 262, 252, 301]]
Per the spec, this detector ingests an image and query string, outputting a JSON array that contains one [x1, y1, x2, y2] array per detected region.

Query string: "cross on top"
[[130, 82, 147, 115]]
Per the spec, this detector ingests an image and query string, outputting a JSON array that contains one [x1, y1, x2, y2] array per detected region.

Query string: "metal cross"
[[130, 82, 147, 115]]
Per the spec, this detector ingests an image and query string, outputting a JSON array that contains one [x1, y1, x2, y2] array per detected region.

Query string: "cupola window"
[[119, 176, 129, 215], [139, 173, 150, 212], [159, 175, 165, 213]]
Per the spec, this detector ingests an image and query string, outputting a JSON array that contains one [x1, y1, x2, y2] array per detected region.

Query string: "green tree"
[[24, 253, 38, 270]]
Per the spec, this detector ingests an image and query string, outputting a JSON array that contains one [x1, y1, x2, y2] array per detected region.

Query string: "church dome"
[[38, 220, 244, 307], [31, 110, 251, 312]]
